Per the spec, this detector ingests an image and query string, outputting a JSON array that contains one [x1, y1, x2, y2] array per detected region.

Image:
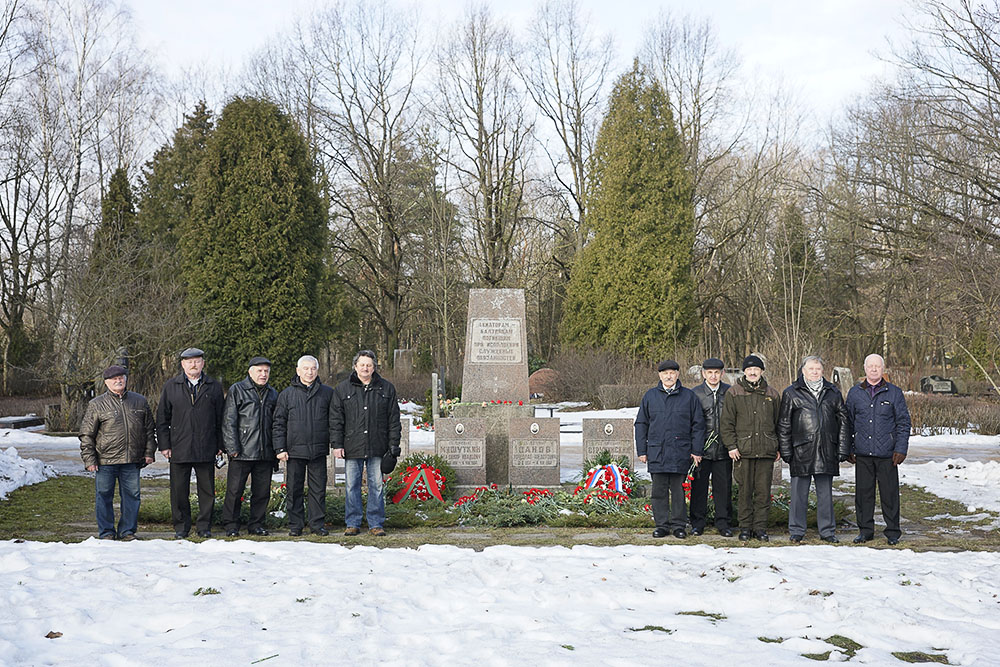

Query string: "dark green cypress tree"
[[183, 97, 328, 385], [561, 62, 696, 359], [92, 166, 137, 265], [137, 101, 214, 245]]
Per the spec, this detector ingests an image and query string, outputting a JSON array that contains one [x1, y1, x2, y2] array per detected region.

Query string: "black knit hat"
[[657, 359, 680, 372], [742, 355, 765, 371], [702, 358, 724, 370]]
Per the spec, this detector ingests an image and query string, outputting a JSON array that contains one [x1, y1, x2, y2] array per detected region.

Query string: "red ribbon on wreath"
[[391, 464, 445, 504]]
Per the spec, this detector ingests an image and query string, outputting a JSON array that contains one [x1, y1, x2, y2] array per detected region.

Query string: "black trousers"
[[650, 472, 686, 531], [169, 461, 215, 535], [285, 456, 327, 532], [222, 459, 273, 532], [855, 455, 901, 540], [689, 457, 733, 530]]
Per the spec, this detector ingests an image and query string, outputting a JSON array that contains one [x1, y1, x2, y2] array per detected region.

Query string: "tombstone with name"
[[582, 418, 636, 470], [508, 417, 561, 489], [435, 417, 487, 488], [460, 288, 529, 403]]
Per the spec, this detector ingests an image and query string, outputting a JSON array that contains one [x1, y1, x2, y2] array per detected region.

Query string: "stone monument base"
[[451, 404, 533, 487]]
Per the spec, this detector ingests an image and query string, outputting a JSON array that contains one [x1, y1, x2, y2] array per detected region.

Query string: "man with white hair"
[[273, 355, 334, 537], [844, 353, 911, 545]]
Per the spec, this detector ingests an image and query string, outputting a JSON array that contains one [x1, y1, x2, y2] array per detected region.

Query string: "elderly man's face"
[[181, 356, 204, 377], [743, 366, 762, 383], [802, 360, 824, 383], [702, 368, 722, 386], [865, 356, 885, 385], [104, 374, 126, 394], [297, 359, 318, 385], [658, 369, 679, 388], [249, 364, 270, 386], [355, 355, 376, 384]]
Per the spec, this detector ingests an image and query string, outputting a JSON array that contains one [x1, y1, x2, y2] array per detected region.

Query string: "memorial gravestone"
[[508, 417, 561, 489], [582, 418, 636, 470], [460, 289, 529, 403], [435, 417, 487, 488], [399, 416, 411, 458]]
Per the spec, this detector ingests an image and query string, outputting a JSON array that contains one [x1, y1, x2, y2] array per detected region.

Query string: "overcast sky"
[[130, 0, 912, 123]]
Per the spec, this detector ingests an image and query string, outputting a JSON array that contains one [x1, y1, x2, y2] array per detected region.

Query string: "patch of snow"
[[0, 447, 56, 499]]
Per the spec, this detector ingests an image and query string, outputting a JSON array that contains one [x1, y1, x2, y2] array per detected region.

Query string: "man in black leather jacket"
[[222, 356, 278, 537], [331, 350, 401, 537], [689, 358, 733, 537]]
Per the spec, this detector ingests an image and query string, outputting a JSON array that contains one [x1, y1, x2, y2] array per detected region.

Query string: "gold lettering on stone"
[[439, 440, 485, 468], [469, 318, 523, 364], [511, 440, 559, 467]]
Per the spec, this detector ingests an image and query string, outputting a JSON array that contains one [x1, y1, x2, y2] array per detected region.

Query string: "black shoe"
[[250, 528, 269, 536], [738, 530, 751, 541], [226, 530, 239, 537], [821, 535, 840, 543], [652, 528, 669, 538], [887, 537, 900, 545], [852, 534, 872, 544], [174, 532, 188, 539], [99, 533, 116, 540], [719, 528, 733, 537], [690, 527, 704, 536], [197, 530, 212, 539], [118, 533, 136, 542], [755, 531, 769, 542], [673, 529, 687, 539], [313, 527, 329, 537], [289, 529, 302, 537], [790, 534, 804, 543]]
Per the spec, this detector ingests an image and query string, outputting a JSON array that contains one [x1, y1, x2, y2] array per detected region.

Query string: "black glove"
[[390, 446, 401, 458]]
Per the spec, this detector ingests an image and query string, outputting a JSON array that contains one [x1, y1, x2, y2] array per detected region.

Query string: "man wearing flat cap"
[[157, 347, 225, 538], [79, 365, 156, 540], [634, 359, 705, 538], [222, 356, 278, 537], [720, 354, 781, 541], [689, 358, 734, 537]]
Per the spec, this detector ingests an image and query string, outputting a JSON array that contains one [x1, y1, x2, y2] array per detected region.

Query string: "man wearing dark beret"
[[635, 359, 706, 538], [222, 356, 278, 537], [689, 358, 734, 536], [79, 365, 156, 540], [157, 347, 225, 538]]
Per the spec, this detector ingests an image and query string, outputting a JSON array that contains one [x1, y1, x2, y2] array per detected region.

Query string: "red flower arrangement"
[[523, 488, 553, 505], [574, 463, 634, 497], [452, 483, 499, 508], [576, 488, 630, 505], [388, 464, 446, 504]]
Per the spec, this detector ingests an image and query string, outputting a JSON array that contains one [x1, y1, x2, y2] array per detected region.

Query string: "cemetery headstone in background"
[[460, 288, 529, 403], [435, 417, 487, 488], [582, 418, 636, 470], [508, 417, 561, 489]]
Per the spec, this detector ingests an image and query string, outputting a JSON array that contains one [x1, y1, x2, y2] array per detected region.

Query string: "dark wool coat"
[[777, 376, 850, 477], [156, 373, 225, 463], [329, 371, 401, 459], [634, 381, 706, 474], [222, 376, 278, 461], [845, 380, 911, 458], [272, 376, 334, 460]]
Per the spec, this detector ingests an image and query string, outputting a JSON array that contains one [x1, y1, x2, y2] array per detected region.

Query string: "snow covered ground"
[[0, 448, 54, 500], [1, 539, 998, 665]]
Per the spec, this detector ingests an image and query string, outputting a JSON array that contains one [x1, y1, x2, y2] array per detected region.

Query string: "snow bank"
[[901, 458, 1000, 514], [0, 447, 55, 500], [0, 540, 997, 665]]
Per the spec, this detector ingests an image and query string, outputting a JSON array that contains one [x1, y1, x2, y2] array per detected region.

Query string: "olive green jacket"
[[720, 377, 781, 458], [79, 390, 156, 468]]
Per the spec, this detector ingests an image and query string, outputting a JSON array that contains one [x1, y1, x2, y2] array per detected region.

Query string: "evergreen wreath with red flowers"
[[384, 453, 456, 503]]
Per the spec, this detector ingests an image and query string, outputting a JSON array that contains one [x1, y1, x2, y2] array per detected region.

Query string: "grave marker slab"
[[460, 289, 529, 403], [582, 418, 636, 470], [434, 417, 487, 488], [508, 417, 561, 489]]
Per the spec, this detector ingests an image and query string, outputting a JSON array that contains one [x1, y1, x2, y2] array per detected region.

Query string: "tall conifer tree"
[[184, 97, 328, 384], [561, 62, 696, 359]]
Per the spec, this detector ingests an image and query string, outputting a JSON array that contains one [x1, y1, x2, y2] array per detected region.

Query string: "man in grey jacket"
[[79, 365, 156, 540]]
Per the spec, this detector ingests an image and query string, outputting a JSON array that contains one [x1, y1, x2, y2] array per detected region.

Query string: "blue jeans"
[[344, 457, 384, 529], [95, 463, 141, 537]]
